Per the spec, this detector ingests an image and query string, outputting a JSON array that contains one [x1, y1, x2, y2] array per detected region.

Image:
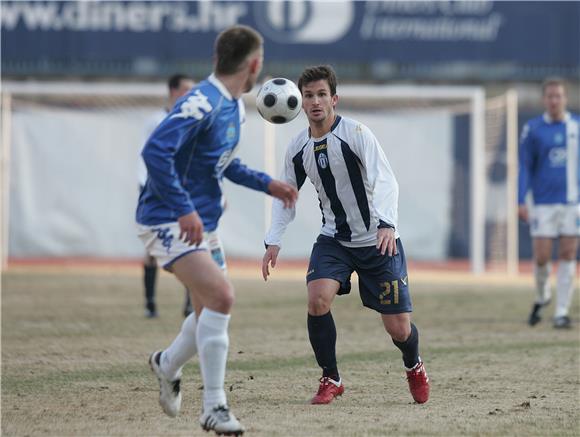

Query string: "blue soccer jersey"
[[136, 74, 272, 231], [518, 112, 580, 205]]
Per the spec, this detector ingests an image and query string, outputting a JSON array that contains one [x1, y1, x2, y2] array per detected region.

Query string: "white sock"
[[160, 312, 197, 380], [534, 263, 552, 304], [555, 260, 577, 318], [196, 308, 230, 411]]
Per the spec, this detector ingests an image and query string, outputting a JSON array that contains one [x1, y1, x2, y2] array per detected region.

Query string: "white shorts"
[[137, 222, 227, 271], [530, 204, 580, 238]]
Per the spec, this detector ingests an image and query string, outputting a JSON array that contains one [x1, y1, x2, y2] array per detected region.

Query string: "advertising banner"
[[2, 1, 579, 66]]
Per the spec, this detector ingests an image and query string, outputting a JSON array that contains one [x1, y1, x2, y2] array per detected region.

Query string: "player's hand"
[[377, 227, 397, 256], [268, 180, 298, 209], [518, 205, 529, 223], [178, 211, 204, 246], [262, 245, 281, 281]]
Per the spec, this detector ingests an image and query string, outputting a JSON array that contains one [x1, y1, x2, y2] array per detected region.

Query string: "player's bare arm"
[[377, 227, 397, 256], [178, 211, 204, 246], [262, 245, 281, 281], [268, 180, 298, 208]]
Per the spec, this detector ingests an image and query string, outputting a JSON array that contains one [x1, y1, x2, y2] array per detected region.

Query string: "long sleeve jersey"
[[265, 115, 399, 248], [518, 112, 580, 205], [136, 74, 272, 231], [138, 108, 167, 188]]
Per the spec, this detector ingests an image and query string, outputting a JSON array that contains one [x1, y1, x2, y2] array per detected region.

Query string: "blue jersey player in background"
[[136, 25, 298, 435], [518, 78, 579, 329]]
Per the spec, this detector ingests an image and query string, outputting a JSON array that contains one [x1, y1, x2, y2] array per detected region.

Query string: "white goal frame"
[[1, 81, 520, 274]]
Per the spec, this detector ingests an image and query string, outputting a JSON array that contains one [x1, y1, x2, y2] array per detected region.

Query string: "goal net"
[[0, 82, 517, 273]]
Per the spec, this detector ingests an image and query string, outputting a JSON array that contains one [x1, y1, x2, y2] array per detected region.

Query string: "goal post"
[[470, 88, 486, 275], [1, 92, 12, 271], [505, 89, 519, 275]]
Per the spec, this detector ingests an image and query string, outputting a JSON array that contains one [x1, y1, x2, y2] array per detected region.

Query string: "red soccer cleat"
[[311, 377, 344, 404], [406, 361, 430, 404]]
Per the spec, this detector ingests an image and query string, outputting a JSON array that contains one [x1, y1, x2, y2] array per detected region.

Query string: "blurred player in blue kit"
[[139, 73, 195, 319], [518, 78, 579, 329], [136, 25, 297, 435], [262, 65, 430, 405]]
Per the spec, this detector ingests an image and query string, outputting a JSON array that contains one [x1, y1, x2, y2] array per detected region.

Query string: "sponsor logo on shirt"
[[170, 90, 212, 120], [215, 150, 233, 177]]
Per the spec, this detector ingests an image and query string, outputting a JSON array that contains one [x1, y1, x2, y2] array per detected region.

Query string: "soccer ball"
[[256, 78, 302, 124]]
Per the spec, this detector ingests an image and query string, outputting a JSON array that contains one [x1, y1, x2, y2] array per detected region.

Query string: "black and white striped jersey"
[[265, 115, 400, 248]]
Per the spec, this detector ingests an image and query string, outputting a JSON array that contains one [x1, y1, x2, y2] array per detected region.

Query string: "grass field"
[[2, 266, 579, 436]]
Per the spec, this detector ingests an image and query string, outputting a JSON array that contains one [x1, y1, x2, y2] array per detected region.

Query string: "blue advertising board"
[[2, 1, 579, 78]]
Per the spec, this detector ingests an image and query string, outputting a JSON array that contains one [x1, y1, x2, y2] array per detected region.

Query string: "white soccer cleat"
[[199, 404, 245, 436], [149, 351, 182, 418]]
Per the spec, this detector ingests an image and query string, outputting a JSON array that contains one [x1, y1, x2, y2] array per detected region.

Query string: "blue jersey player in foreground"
[[519, 78, 579, 329], [136, 25, 298, 435], [262, 66, 429, 405]]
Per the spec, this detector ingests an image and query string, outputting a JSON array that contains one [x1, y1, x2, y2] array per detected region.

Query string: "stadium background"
[[1, 0, 579, 271], [2, 3, 579, 436]]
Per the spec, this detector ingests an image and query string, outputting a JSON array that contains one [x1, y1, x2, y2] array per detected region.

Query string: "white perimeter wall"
[[8, 104, 452, 260]]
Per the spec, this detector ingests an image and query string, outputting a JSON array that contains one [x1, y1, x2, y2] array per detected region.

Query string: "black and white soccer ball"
[[256, 78, 302, 124]]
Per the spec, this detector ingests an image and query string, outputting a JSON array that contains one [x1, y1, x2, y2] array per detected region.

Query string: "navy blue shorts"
[[306, 235, 412, 314]]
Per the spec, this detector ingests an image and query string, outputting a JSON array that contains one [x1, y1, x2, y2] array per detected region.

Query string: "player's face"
[[169, 79, 194, 107], [543, 84, 567, 120], [245, 47, 264, 93], [175, 80, 194, 98], [301, 80, 338, 124]]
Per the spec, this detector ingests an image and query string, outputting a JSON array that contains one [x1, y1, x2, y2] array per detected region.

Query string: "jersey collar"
[[543, 111, 571, 123], [308, 115, 342, 139], [208, 73, 233, 101]]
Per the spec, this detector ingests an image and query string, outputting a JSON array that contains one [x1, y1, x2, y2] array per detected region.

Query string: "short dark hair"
[[167, 74, 192, 91], [542, 77, 566, 94], [214, 25, 263, 75], [298, 65, 338, 96]]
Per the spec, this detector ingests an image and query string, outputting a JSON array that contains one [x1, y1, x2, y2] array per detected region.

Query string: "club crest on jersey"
[[554, 132, 564, 145], [170, 90, 212, 120], [317, 152, 329, 169], [226, 123, 236, 141]]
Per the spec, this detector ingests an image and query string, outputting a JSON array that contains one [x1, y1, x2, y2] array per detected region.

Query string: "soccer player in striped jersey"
[[262, 65, 429, 405], [137, 25, 297, 435], [518, 78, 579, 329]]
